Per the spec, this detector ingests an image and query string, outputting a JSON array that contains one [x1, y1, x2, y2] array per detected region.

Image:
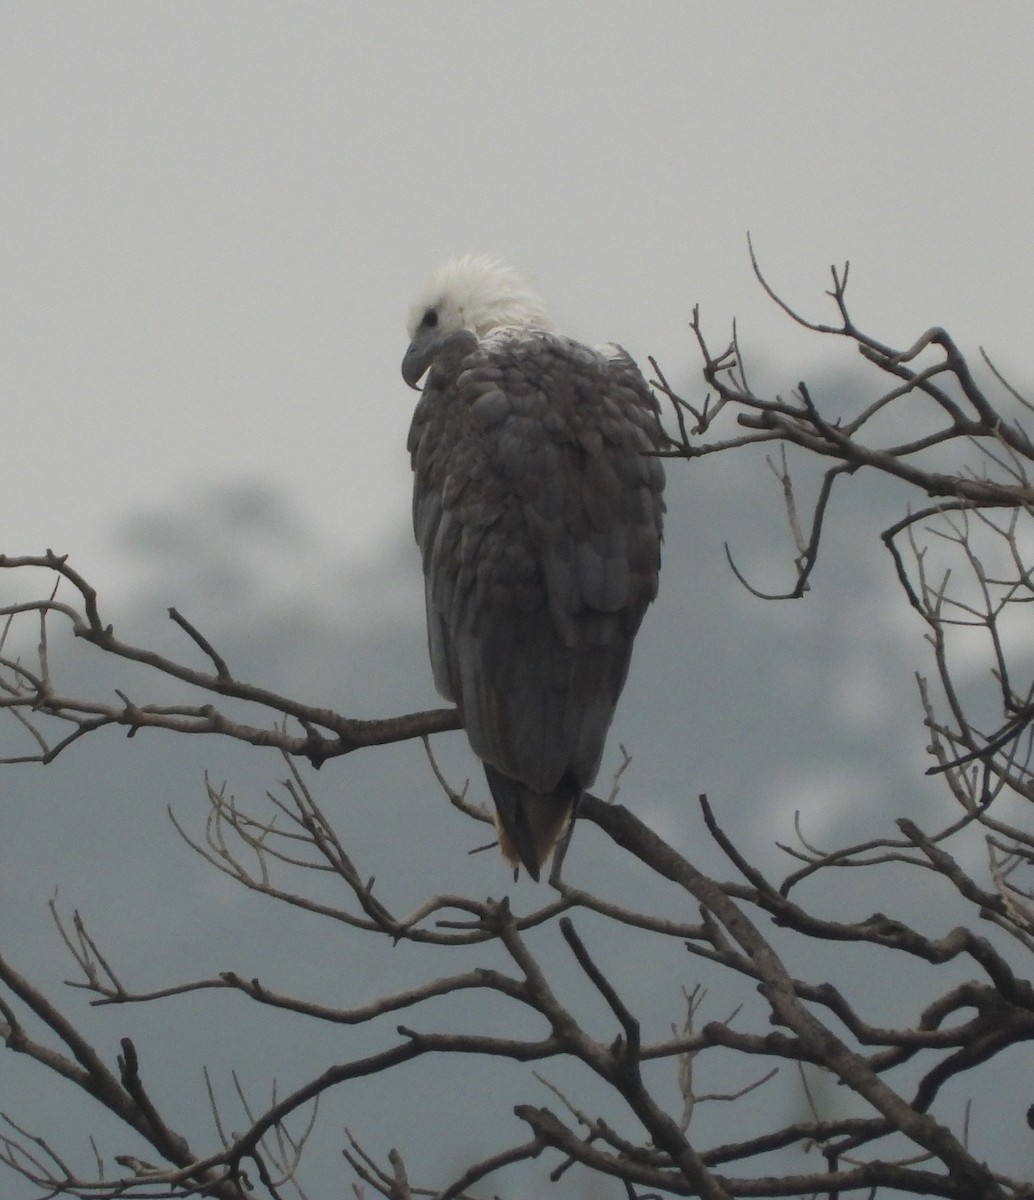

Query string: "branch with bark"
[[0, 551, 459, 767]]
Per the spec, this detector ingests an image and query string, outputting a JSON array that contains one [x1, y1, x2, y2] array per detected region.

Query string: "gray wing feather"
[[409, 329, 665, 794]]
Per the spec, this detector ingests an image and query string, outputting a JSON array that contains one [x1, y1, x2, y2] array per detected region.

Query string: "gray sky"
[[2, 2, 1032, 597], [2, 5, 1033, 1196]]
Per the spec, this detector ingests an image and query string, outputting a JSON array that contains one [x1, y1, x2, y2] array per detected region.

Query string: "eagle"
[[403, 255, 665, 880]]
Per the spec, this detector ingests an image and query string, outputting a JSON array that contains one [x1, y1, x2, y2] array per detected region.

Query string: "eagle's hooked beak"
[[403, 328, 478, 391], [402, 332, 438, 390]]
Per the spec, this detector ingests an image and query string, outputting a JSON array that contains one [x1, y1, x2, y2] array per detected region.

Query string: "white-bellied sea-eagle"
[[403, 255, 665, 880]]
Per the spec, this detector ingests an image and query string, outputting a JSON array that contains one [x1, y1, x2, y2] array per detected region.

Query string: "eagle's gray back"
[[408, 328, 665, 796]]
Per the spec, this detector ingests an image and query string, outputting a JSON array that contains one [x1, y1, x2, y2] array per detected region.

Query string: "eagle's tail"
[[483, 765, 580, 881]]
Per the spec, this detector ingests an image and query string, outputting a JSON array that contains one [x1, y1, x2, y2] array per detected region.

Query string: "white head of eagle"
[[403, 255, 555, 388], [403, 255, 666, 881]]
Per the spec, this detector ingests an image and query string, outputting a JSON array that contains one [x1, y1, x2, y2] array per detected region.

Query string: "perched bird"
[[403, 255, 665, 880]]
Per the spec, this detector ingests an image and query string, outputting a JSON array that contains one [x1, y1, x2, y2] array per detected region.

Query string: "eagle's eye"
[[421, 309, 439, 329]]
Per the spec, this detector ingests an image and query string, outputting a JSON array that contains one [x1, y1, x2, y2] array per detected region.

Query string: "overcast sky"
[[2, 5, 1033, 1196], [2, 2, 1032, 601]]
